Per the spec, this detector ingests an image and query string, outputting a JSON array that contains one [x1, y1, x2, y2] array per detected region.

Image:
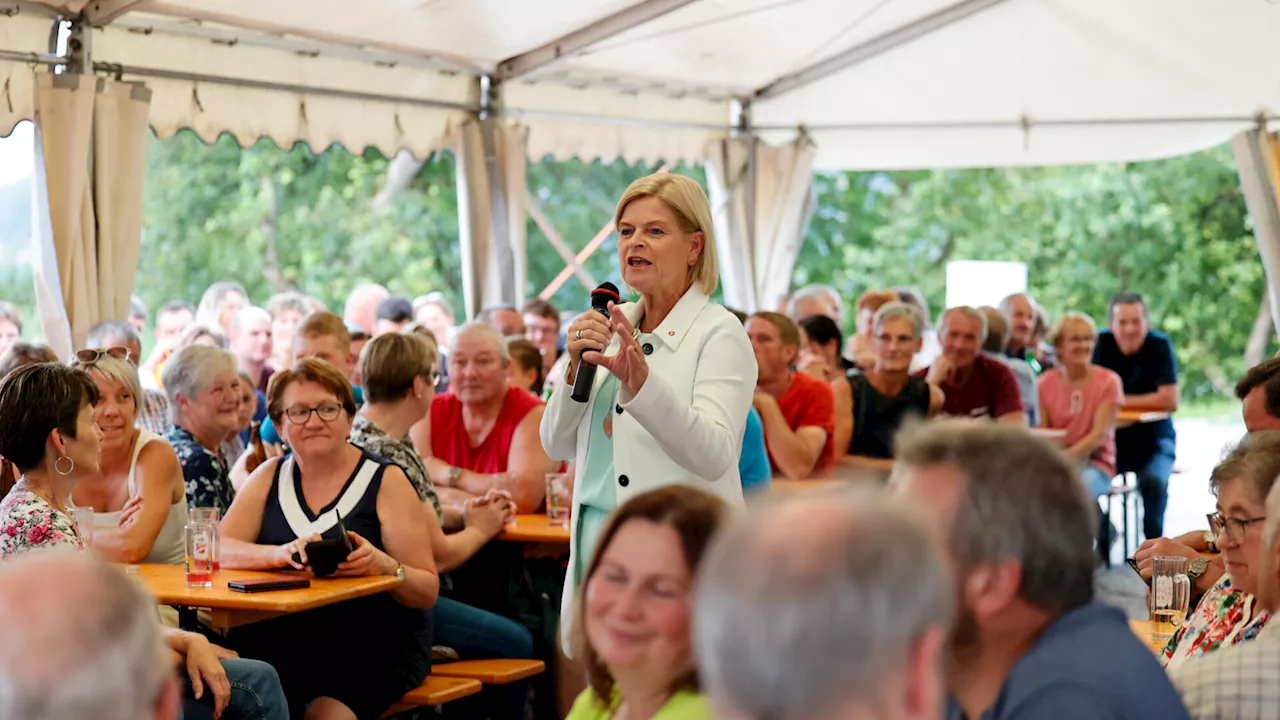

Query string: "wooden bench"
[[382, 676, 483, 717], [432, 658, 546, 684]]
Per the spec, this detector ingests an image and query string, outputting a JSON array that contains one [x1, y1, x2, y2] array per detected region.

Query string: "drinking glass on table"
[[189, 507, 221, 571], [184, 522, 216, 588], [1149, 556, 1191, 644], [70, 504, 94, 549], [545, 472, 571, 527]]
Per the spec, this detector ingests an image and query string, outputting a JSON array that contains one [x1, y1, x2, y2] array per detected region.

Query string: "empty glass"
[[70, 504, 94, 549], [545, 473, 571, 527], [1150, 556, 1191, 644]]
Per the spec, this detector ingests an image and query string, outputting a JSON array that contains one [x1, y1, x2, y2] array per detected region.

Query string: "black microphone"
[[572, 282, 621, 403]]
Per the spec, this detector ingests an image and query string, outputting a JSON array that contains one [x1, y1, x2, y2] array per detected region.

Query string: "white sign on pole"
[[945, 261, 1027, 309]]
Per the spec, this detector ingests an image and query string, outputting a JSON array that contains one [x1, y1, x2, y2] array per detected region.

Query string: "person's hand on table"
[[465, 494, 511, 538], [275, 533, 322, 570], [182, 632, 233, 719], [336, 531, 397, 577]]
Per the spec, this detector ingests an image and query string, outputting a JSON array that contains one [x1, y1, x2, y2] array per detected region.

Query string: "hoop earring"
[[54, 455, 74, 476]]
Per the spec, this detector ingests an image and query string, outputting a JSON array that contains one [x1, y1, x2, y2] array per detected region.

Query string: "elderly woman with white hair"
[[163, 345, 242, 514], [70, 351, 189, 565], [543, 173, 756, 655]]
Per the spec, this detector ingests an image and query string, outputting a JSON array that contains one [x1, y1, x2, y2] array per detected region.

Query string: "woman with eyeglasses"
[[1143, 431, 1280, 668], [69, 352, 188, 565], [219, 357, 437, 720], [162, 345, 242, 515]]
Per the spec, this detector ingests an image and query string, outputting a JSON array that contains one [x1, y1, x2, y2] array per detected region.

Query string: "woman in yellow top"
[[567, 484, 728, 720]]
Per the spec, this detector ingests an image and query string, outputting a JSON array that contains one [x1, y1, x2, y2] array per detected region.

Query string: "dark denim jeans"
[[183, 657, 290, 720]]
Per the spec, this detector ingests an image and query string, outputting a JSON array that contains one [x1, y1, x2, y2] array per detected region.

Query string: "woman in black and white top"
[[220, 357, 438, 720]]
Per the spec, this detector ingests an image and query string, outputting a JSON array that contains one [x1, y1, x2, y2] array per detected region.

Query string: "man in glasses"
[[85, 321, 170, 435]]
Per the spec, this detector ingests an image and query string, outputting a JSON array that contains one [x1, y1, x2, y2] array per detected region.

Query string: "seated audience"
[[129, 295, 149, 337], [412, 291, 456, 349], [1236, 357, 1280, 431], [0, 341, 56, 378], [342, 282, 390, 335], [478, 305, 527, 338], [845, 289, 898, 370], [221, 358, 437, 719], [1036, 312, 1122, 498], [228, 307, 274, 393], [892, 420, 1189, 720], [415, 322, 556, 513], [0, 363, 100, 556], [977, 306, 1039, 425], [696, 489, 952, 720], [567, 485, 729, 720], [373, 295, 414, 336], [223, 370, 261, 462], [351, 333, 532, 716], [86, 320, 171, 435], [163, 345, 241, 515], [725, 309, 774, 495], [195, 281, 247, 337], [523, 298, 563, 379], [266, 291, 309, 373], [746, 312, 835, 480], [999, 292, 1054, 370], [834, 302, 942, 473], [0, 301, 22, 357], [1149, 432, 1280, 667], [1092, 291, 1179, 541], [1169, 477, 1280, 717], [894, 286, 942, 371], [69, 353, 188, 565], [142, 300, 196, 390], [786, 284, 842, 324], [508, 337, 546, 398], [258, 311, 364, 450], [347, 325, 371, 386], [796, 313, 853, 382], [917, 307, 1025, 424]]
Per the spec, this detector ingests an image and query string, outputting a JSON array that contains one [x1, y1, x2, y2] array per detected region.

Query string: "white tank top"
[[94, 430, 189, 565]]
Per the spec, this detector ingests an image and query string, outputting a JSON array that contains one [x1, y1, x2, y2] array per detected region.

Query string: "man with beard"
[[892, 420, 1188, 720]]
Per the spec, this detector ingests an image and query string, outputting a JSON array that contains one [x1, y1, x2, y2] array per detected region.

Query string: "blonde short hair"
[[1048, 312, 1097, 349], [614, 174, 718, 296], [359, 333, 438, 404], [72, 355, 142, 415]]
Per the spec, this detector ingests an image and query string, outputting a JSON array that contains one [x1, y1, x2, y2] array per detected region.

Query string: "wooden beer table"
[[1116, 408, 1172, 428], [133, 564, 401, 629], [499, 514, 570, 544], [1128, 619, 1167, 655]]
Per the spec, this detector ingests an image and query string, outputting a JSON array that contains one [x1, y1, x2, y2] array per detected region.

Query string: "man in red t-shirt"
[[411, 323, 557, 513], [915, 306, 1025, 424], [746, 312, 836, 480]]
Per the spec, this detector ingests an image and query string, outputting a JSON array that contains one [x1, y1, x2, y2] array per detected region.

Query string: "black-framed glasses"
[[1207, 512, 1267, 545], [284, 403, 344, 425], [75, 346, 131, 364]]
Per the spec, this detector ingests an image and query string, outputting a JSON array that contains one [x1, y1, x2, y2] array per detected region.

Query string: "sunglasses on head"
[[75, 346, 132, 364]]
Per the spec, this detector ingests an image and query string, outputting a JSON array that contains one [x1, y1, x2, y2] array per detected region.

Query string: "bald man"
[[343, 283, 391, 336]]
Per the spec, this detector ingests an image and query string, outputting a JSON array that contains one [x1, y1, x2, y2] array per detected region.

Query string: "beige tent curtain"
[[32, 73, 151, 356], [706, 133, 818, 313], [1232, 127, 1280, 335], [451, 118, 528, 321]]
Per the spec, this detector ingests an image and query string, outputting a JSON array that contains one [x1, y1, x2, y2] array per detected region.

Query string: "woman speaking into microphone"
[[541, 173, 756, 650]]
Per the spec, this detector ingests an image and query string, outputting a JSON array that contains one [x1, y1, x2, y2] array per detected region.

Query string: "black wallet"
[[292, 513, 354, 578]]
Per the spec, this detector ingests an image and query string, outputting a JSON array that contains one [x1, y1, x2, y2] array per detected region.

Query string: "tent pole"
[[479, 75, 517, 307]]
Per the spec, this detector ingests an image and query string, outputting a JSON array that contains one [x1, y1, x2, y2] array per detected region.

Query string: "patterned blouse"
[[166, 425, 236, 515], [0, 480, 86, 558], [1162, 574, 1271, 669], [349, 415, 443, 522]]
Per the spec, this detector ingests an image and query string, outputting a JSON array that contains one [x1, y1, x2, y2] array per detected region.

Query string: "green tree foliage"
[[797, 145, 1265, 399]]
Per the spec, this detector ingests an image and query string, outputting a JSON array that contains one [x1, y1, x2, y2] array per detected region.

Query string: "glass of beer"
[[185, 522, 216, 588], [545, 473, 571, 527], [1149, 556, 1191, 644]]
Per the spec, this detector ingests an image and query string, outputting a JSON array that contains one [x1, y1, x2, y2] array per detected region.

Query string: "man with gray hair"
[[786, 283, 842, 325], [838, 301, 942, 473], [695, 488, 953, 720], [892, 420, 1189, 720], [1168, 435, 1280, 717], [915, 307, 1024, 424], [0, 551, 181, 720], [85, 319, 170, 434]]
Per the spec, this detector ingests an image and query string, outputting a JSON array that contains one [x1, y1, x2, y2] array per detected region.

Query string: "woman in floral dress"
[[1161, 432, 1280, 667], [161, 344, 242, 515], [0, 363, 102, 557]]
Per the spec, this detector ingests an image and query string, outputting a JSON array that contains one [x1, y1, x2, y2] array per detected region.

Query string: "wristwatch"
[[1203, 529, 1218, 554], [1188, 556, 1209, 580]]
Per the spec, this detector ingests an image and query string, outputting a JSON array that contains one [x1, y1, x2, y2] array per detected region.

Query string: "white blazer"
[[540, 286, 755, 650]]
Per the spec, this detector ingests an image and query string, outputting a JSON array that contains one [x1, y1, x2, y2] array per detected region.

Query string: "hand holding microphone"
[[568, 283, 620, 402]]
